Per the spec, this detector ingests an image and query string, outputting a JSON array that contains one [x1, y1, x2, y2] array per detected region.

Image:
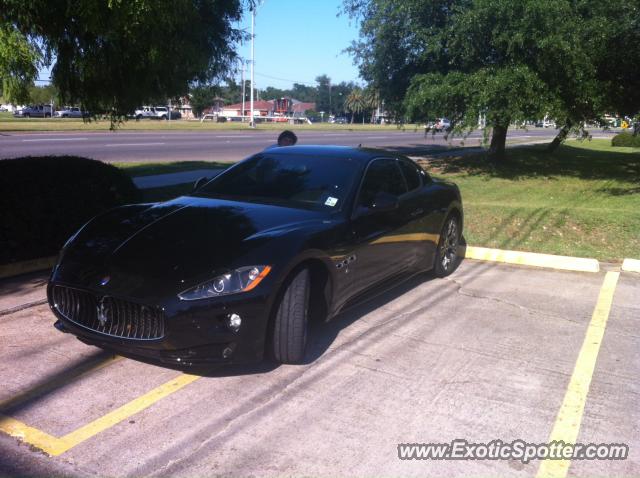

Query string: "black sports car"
[[48, 146, 463, 365]]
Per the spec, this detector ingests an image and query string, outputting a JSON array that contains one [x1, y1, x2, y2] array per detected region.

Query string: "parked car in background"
[[133, 106, 181, 120], [14, 104, 53, 118], [535, 118, 556, 128], [55, 107, 88, 118], [434, 118, 452, 132]]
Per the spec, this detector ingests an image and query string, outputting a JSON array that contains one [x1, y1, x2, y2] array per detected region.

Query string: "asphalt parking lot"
[[0, 259, 638, 477]]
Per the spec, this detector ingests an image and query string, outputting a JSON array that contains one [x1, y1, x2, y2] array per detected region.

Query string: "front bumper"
[[48, 282, 275, 366]]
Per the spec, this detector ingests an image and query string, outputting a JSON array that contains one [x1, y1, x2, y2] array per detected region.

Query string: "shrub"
[[611, 132, 640, 147], [0, 156, 140, 264]]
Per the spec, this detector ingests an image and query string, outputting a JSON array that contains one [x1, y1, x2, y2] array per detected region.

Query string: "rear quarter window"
[[398, 160, 423, 191]]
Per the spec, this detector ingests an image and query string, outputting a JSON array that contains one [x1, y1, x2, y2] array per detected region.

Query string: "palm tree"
[[364, 88, 380, 124], [344, 88, 366, 124]]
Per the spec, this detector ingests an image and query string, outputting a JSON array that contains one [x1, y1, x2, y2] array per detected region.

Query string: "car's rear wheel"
[[270, 268, 310, 364], [434, 215, 460, 277]]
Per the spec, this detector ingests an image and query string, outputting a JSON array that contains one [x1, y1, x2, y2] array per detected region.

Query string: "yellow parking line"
[[464, 246, 600, 273], [57, 373, 200, 454], [0, 373, 201, 456], [0, 414, 66, 456], [536, 271, 620, 478]]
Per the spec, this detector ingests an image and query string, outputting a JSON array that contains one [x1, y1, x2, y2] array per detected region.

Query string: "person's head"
[[277, 130, 298, 147]]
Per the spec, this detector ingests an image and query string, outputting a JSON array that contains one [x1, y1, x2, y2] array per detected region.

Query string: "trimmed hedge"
[[0, 156, 140, 265], [611, 132, 640, 147]]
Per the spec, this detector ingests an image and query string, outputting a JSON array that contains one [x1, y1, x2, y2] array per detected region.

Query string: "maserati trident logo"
[[96, 298, 109, 326]]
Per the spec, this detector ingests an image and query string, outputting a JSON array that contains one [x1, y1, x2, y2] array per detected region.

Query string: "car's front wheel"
[[270, 268, 310, 364], [434, 215, 460, 277]]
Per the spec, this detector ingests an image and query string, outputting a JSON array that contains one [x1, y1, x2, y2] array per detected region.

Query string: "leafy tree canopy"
[[0, 0, 245, 120], [345, 0, 640, 159]]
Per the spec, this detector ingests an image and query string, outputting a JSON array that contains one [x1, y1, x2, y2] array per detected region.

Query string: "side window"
[[358, 159, 407, 208], [398, 160, 423, 191]]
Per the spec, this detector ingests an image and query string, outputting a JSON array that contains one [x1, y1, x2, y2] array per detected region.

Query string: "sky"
[[236, 0, 362, 90], [37, 0, 362, 90]]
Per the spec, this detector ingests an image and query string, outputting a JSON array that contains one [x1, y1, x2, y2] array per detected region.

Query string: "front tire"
[[270, 268, 310, 364], [434, 215, 460, 277]]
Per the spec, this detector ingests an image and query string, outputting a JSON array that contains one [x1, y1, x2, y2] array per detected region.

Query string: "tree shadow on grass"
[[416, 142, 640, 183]]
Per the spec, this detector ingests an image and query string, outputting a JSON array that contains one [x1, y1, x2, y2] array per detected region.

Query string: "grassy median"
[[0, 112, 415, 132], [116, 138, 639, 261]]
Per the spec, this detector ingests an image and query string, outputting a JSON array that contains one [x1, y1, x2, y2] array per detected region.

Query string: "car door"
[[347, 158, 413, 295], [397, 158, 444, 268]]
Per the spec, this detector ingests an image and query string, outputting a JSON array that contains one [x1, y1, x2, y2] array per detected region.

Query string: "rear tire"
[[270, 268, 310, 364], [434, 215, 460, 277]]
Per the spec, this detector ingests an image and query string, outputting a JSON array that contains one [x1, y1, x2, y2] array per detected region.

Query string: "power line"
[[254, 72, 316, 87]]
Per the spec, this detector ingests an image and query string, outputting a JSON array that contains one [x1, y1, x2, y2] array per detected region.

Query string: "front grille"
[[52, 285, 164, 340]]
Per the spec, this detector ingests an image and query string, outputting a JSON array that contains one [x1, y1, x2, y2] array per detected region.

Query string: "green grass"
[[0, 112, 417, 132], [115, 161, 232, 177], [415, 139, 640, 261]]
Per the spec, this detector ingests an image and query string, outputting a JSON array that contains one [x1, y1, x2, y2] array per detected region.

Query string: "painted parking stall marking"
[[0, 353, 200, 456], [536, 271, 621, 478], [21, 138, 89, 142]]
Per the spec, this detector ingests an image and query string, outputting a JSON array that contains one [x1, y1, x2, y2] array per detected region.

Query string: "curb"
[[0, 257, 56, 280], [621, 258, 640, 273], [462, 246, 600, 273]]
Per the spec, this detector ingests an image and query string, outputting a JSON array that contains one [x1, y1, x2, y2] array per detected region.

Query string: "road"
[[0, 128, 618, 163], [1, 260, 638, 477]]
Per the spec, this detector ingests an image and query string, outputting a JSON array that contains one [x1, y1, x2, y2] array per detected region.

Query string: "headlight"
[[178, 265, 271, 301]]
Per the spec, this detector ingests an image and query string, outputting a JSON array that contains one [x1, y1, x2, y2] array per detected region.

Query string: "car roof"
[[263, 145, 406, 164]]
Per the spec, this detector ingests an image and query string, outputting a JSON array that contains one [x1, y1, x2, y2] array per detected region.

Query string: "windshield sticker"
[[325, 197, 339, 207]]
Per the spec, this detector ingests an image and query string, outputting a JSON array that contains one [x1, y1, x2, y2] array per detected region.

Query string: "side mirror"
[[193, 177, 209, 192], [371, 191, 399, 212]]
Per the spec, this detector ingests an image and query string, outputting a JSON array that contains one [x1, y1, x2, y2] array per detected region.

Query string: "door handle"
[[410, 208, 424, 217]]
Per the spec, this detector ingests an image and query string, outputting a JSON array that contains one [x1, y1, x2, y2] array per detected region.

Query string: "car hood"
[[58, 196, 329, 298]]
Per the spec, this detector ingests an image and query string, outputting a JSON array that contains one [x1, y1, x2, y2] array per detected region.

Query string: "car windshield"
[[194, 153, 361, 211]]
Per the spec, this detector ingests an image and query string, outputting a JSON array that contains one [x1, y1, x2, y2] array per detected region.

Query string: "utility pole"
[[241, 60, 246, 122], [249, 5, 256, 128]]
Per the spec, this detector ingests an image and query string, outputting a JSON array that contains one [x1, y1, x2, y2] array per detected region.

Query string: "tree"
[[0, 0, 245, 120], [189, 84, 219, 118], [0, 24, 40, 104], [331, 81, 356, 116], [291, 83, 317, 103], [263, 86, 289, 101], [364, 87, 380, 123], [345, 0, 640, 160], [28, 84, 58, 105], [344, 88, 366, 123], [315, 75, 332, 114]]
